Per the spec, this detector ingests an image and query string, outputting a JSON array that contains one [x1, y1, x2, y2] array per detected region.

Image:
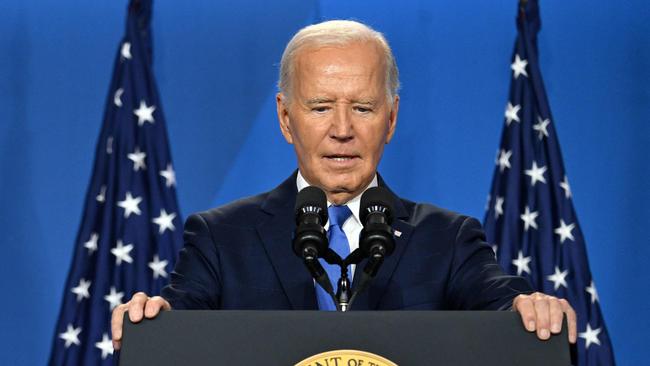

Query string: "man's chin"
[[302, 167, 373, 200], [320, 178, 368, 203], [326, 191, 357, 205], [321, 177, 358, 193]]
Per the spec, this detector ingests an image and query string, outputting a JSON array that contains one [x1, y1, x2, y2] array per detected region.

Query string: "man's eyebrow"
[[304, 97, 378, 105], [351, 99, 377, 106], [305, 97, 335, 104]]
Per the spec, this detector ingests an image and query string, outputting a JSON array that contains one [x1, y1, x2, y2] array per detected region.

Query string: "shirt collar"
[[296, 170, 378, 225]]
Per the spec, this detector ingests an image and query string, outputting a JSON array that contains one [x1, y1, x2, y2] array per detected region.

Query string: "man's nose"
[[329, 106, 353, 141]]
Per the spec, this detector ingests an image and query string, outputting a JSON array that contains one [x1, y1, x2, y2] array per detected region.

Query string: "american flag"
[[49, 0, 183, 364], [483, 1, 615, 365]]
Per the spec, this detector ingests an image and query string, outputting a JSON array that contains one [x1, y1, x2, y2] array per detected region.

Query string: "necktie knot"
[[328, 205, 352, 228]]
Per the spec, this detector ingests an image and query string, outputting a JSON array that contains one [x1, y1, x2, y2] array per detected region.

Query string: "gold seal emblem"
[[295, 349, 398, 366]]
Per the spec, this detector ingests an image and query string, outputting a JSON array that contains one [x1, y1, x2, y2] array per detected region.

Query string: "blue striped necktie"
[[316, 205, 352, 311]]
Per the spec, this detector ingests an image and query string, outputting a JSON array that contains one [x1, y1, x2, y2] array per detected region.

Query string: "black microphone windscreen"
[[295, 186, 328, 224], [360, 186, 395, 225]]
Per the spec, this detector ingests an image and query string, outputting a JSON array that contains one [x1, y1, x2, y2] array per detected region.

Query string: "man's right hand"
[[111, 292, 171, 351]]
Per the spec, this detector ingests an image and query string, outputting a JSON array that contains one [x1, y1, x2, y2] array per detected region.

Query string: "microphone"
[[348, 187, 396, 308], [359, 186, 396, 266], [293, 186, 328, 260], [292, 186, 334, 297]]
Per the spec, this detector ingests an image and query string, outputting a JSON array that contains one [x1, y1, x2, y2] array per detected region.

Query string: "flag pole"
[[519, 0, 528, 20]]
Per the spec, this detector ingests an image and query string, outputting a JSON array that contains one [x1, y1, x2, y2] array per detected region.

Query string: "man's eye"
[[355, 106, 372, 113], [312, 106, 329, 113]]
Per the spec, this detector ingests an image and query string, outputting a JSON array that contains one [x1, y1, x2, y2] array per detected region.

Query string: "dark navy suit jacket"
[[162, 172, 532, 310]]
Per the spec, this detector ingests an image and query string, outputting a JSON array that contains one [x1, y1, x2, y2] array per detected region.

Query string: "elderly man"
[[112, 20, 577, 350]]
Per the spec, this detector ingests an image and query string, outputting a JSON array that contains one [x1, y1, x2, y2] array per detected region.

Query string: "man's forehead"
[[297, 47, 383, 75], [283, 42, 388, 105], [294, 43, 384, 71]]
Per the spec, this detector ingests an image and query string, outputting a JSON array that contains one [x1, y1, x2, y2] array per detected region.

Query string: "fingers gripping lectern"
[[119, 311, 570, 365]]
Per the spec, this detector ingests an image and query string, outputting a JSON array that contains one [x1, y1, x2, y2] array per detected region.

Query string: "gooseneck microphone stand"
[[335, 268, 352, 311], [323, 247, 387, 312], [321, 248, 352, 311]]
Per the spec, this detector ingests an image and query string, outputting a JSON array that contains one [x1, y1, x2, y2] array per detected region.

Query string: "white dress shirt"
[[296, 171, 378, 278]]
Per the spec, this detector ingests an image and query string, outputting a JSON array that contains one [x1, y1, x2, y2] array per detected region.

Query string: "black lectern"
[[119, 311, 570, 365]]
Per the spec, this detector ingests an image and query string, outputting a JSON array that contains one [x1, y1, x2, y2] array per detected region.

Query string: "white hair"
[[278, 20, 400, 102]]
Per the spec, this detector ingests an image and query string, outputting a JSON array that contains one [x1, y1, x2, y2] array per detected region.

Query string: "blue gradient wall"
[[1, 1, 648, 364]]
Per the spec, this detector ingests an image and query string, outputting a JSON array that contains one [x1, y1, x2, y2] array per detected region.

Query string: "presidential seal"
[[295, 349, 398, 366]]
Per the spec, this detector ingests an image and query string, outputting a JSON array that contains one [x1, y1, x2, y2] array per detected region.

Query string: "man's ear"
[[276, 93, 294, 144], [385, 95, 400, 144]]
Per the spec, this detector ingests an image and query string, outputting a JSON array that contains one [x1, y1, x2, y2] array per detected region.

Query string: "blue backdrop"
[[1, 1, 648, 365]]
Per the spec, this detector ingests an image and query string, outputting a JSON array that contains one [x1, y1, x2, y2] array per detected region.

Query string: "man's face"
[[276, 42, 399, 204]]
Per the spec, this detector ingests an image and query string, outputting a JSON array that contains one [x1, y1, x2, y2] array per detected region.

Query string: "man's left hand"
[[513, 292, 577, 343]]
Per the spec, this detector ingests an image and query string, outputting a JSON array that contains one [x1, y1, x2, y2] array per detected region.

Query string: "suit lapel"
[[257, 172, 318, 310], [351, 177, 414, 310]]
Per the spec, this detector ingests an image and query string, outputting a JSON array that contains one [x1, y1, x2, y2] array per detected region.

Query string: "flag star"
[[152, 209, 176, 234], [520, 206, 539, 231], [533, 116, 550, 140], [554, 219, 576, 243], [512, 251, 532, 276], [510, 54, 529, 78], [159, 163, 177, 187], [95, 333, 114, 360], [117, 192, 142, 218], [104, 286, 124, 311], [84, 232, 99, 254], [524, 161, 547, 186], [106, 136, 114, 155], [586, 280, 599, 304], [579, 324, 602, 349], [96, 185, 106, 203], [149, 255, 169, 279], [494, 196, 505, 219], [133, 100, 156, 126], [504, 102, 521, 126], [120, 42, 132, 60], [559, 175, 572, 199], [497, 149, 512, 172], [71, 278, 91, 302], [113, 88, 124, 107], [59, 324, 82, 348], [111, 240, 134, 265], [547, 266, 569, 291], [127, 147, 147, 171]]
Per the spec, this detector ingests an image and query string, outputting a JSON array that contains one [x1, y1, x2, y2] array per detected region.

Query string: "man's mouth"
[[324, 154, 360, 161]]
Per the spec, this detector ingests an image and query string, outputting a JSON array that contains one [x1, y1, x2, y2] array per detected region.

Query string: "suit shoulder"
[[400, 198, 473, 231], [191, 192, 270, 228]]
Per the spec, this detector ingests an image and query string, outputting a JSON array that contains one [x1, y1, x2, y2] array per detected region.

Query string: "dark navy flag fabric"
[[483, 1, 615, 365], [49, 1, 182, 364]]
